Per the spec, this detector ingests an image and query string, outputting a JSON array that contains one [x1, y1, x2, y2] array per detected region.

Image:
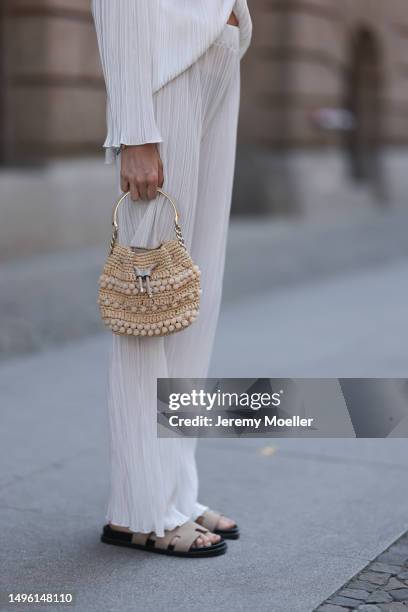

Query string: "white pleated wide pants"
[[106, 25, 241, 536]]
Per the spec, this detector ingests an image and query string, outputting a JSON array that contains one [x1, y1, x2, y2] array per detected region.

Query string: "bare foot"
[[109, 522, 221, 549], [196, 514, 236, 530], [193, 531, 221, 548]]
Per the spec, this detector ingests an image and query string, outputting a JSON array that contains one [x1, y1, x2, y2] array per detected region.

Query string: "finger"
[[120, 176, 129, 194], [137, 179, 148, 201], [129, 180, 140, 202], [147, 173, 158, 200]]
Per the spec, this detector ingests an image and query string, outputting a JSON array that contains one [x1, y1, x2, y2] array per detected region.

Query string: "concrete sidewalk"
[[214, 256, 408, 378], [2, 256, 408, 611]]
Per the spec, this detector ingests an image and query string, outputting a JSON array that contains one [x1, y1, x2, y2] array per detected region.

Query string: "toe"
[[218, 516, 236, 530], [191, 531, 221, 549]]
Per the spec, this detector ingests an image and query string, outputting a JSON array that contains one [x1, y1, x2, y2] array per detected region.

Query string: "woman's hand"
[[227, 12, 239, 26], [120, 143, 164, 201]]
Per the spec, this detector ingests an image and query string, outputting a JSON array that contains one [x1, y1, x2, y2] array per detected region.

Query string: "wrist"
[[120, 143, 157, 151]]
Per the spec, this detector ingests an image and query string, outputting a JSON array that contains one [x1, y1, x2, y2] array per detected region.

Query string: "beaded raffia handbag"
[[98, 189, 201, 338]]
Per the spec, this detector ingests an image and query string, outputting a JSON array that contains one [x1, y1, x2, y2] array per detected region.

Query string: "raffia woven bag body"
[[98, 189, 201, 338]]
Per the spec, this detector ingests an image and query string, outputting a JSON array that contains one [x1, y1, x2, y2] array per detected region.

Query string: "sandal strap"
[[131, 531, 151, 546], [150, 521, 210, 552], [199, 509, 222, 532], [149, 528, 179, 550], [172, 521, 210, 552]]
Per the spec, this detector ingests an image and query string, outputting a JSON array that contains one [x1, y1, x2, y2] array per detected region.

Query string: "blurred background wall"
[[236, 0, 408, 215], [1, 0, 105, 162], [0, 0, 113, 261]]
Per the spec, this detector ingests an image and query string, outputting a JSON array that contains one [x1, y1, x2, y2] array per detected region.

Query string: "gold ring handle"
[[109, 188, 185, 254], [112, 188, 179, 228]]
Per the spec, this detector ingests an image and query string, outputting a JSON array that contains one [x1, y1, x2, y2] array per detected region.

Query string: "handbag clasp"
[[134, 266, 156, 297]]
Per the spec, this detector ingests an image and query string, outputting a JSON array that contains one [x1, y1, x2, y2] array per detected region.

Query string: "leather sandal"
[[101, 521, 227, 557], [197, 509, 240, 540]]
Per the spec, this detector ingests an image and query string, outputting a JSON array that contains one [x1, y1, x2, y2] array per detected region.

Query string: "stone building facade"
[[0, 0, 105, 162], [236, 0, 408, 215], [1, 0, 408, 217]]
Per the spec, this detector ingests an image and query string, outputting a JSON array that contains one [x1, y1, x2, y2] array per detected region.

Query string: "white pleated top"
[[91, 0, 252, 151]]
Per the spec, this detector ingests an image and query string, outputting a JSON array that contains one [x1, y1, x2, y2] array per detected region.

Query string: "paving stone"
[[318, 535, 408, 612], [370, 564, 403, 576], [389, 589, 408, 602], [385, 578, 407, 592], [367, 591, 393, 604], [339, 588, 371, 600], [378, 553, 408, 566], [350, 581, 378, 592], [329, 596, 368, 607], [360, 573, 392, 586], [317, 605, 351, 612]]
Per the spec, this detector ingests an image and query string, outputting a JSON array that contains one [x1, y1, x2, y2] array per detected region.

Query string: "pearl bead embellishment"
[[99, 243, 200, 338]]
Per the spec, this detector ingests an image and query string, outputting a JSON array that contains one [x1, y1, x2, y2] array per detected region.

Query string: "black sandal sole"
[[100, 535, 227, 558], [214, 526, 240, 540]]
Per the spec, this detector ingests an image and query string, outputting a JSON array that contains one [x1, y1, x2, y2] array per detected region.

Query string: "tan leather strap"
[[171, 522, 209, 552], [131, 531, 151, 546], [148, 521, 209, 552], [148, 528, 179, 550], [198, 510, 222, 532]]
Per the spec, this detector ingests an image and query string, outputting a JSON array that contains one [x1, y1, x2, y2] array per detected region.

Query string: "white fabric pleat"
[[91, 0, 251, 152], [92, 0, 163, 147], [106, 25, 241, 536]]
